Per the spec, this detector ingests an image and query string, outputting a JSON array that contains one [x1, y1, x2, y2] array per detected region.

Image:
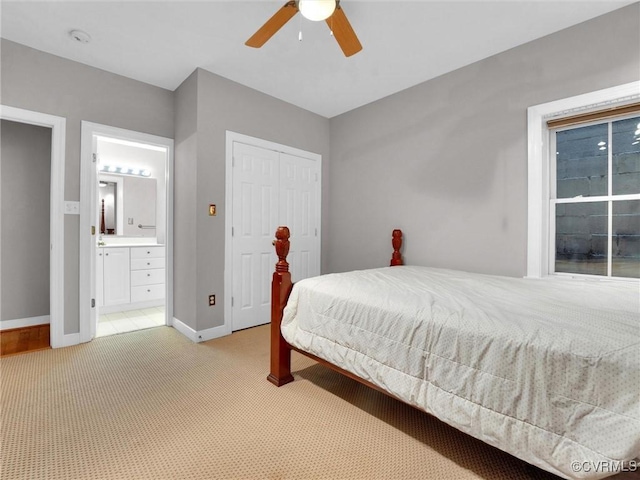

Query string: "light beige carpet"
[[0, 325, 631, 479]]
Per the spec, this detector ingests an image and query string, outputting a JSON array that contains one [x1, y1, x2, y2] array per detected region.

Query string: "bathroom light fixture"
[[100, 165, 151, 177], [298, 0, 336, 21]]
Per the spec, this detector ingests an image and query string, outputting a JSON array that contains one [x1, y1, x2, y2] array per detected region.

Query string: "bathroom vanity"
[[97, 243, 165, 314]]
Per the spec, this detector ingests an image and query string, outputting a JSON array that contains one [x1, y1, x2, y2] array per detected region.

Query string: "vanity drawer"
[[130, 246, 165, 259], [131, 258, 165, 270], [131, 268, 165, 287], [131, 283, 165, 303]]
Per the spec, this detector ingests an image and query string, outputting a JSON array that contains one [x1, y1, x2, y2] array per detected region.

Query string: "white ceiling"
[[1, 1, 634, 118]]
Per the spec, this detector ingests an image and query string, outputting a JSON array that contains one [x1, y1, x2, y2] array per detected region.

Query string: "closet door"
[[230, 142, 320, 331], [279, 152, 320, 283], [231, 143, 280, 331]]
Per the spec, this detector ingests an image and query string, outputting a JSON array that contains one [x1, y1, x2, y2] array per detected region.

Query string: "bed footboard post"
[[267, 226, 295, 387], [390, 229, 404, 266]]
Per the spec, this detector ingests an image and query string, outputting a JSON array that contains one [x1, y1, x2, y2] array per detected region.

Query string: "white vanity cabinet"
[[102, 247, 131, 306], [97, 249, 104, 307], [130, 246, 165, 303], [97, 245, 165, 312]]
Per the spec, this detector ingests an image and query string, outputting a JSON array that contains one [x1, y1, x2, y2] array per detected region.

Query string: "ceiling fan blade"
[[246, 1, 299, 48], [326, 4, 362, 57]]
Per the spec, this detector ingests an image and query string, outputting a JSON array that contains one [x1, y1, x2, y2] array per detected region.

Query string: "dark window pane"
[[555, 202, 607, 276], [612, 200, 640, 278], [556, 123, 608, 198], [612, 116, 640, 195]]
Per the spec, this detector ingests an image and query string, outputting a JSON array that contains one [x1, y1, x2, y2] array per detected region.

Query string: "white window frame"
[[526, 81, 640, 279]]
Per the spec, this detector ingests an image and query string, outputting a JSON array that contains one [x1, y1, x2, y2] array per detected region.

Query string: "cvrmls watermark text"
[[571, 460, 638, 474]]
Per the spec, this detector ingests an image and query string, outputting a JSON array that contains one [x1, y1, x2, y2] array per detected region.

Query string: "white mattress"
[[280, 266, 640, 479]]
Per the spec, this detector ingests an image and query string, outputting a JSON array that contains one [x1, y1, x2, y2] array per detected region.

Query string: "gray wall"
[[1, 3, 637, 335], [174, 69, 331, 332], [1, 120, 51, 321], [327, 4, 640, 277], [173, 70, 199, 329], [1, 39, 174, 335]]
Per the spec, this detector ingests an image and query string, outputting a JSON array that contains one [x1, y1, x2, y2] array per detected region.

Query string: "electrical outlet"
[[208, 294, 216, 306]]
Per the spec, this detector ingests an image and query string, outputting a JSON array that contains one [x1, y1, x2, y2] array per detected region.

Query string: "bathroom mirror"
[[99, 180, 117, 234], [99, 174, 157, 237]]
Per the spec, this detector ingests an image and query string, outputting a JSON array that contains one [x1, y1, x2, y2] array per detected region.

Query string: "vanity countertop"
[[98, 243, 164, 248], [98, 243, 163, 248], [98, 236, 162, 248]]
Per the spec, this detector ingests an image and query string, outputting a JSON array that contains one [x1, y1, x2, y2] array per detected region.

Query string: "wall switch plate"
[[64, 201, 80, 215], [209, 204, 216, 216], [208, 294, 216, 306]]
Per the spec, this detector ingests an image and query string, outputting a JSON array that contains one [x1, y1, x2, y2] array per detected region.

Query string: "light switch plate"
[[64, 201, 80, 215]]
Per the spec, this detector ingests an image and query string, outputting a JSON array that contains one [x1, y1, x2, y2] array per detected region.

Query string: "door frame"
[[224, 131, 322, 332], [0, 105, 66, 348], [79, 122, 174, 342]]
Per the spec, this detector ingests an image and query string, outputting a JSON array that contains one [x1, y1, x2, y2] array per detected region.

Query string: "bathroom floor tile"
[[97, 322, 118, 337], [147, 313, 166, 324], [110, 318, 139, 333], [94, 305, 166, 338], [130, 316, 158, 330]]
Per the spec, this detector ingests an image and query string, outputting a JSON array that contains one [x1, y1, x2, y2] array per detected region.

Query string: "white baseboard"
[[0, 315, 50, 331], [171, 317, 231, 343]]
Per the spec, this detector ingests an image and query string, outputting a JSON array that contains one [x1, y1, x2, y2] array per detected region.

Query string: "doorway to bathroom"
[[79, 122, 174, 343]]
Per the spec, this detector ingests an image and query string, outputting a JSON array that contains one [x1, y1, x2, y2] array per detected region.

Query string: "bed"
[[268, 226, 640, 480]]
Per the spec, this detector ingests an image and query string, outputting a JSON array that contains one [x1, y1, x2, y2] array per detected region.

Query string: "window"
[[551, 115, 640, 278], [526, 82, 640, 280]]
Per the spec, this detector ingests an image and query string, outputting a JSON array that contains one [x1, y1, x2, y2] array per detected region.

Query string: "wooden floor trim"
[[0, 324, 51, 357]]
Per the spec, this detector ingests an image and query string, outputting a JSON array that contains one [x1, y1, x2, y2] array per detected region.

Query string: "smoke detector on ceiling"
[[69, 29, 91, 44]]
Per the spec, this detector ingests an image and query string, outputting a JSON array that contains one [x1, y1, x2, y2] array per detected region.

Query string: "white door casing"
[[0, 105, 66, 347], [80, 122, 174, 343], [226, 132, 321, 332]]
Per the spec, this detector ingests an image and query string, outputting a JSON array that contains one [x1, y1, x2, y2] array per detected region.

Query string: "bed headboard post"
[[268, 226, 295, 387], [390, 229, 403, 266]]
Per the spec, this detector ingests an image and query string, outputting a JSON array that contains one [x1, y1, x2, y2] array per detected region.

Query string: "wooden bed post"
[[390, 229, 403, 266], [267, 226, 295, 387]]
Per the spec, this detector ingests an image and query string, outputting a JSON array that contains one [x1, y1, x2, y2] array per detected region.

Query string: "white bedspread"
[[280, 266, 640, 479]]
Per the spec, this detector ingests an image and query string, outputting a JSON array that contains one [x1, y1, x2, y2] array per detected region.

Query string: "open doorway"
[[0, 106, 66, 349], [79, 122, 173, 343]]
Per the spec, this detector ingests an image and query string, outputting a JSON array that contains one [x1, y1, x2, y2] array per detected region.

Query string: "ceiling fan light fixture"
[[298, 0, 336, 22]]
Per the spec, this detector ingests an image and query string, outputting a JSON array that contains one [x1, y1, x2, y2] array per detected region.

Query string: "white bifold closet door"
[[231, 142, 320, 331]]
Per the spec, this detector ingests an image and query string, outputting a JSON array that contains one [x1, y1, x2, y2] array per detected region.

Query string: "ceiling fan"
[[245, 0, 362, 57]]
